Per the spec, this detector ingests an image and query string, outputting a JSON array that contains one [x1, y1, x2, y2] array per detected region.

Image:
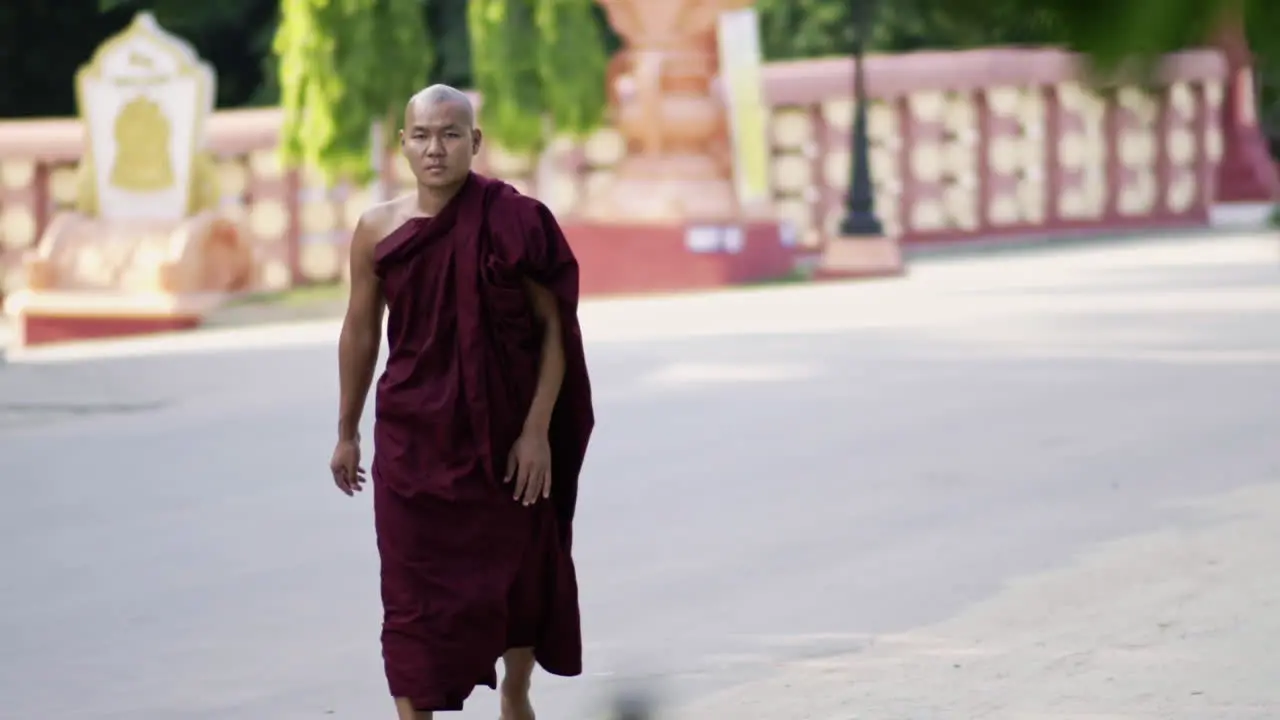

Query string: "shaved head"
[[405, 84, 475, 129], [400, 84, 482, 190]]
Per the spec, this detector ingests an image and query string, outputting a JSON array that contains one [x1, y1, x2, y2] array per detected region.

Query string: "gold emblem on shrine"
[[109, 96, 175, 192]]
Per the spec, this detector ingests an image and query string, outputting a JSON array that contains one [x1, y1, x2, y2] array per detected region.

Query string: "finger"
[[524, 468, 543, 505], [333, 468, 353, 496], [347, 464, 364, 491], [512, 463, 528, 500], [519, 465, 537, 505], [542, 469, 552, 499], [504, 451, 516, 483]]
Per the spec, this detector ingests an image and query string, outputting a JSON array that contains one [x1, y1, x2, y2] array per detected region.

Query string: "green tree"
[[266, 0, 606, 179], [756, 0, 1059, 60], [273, 0, 431, 183], [756, 0, 1278, 80], [426, 0, 475, 88], [468, 0, 608, 155]]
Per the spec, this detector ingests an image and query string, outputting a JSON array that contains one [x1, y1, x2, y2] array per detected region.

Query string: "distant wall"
[[0, 47, 1228, 296]]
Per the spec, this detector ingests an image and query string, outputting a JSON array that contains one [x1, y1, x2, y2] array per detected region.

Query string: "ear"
[[472, 128, 483, 156], [398, 128, 405, 147]]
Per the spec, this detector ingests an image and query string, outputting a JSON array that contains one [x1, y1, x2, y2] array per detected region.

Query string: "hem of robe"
[[377, 480, 583, 714], [397, 649, 583, 712]]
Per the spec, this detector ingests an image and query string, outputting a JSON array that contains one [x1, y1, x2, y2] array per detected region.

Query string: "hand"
[[505, 432, 551, 506], [330, 438, 367, 496]]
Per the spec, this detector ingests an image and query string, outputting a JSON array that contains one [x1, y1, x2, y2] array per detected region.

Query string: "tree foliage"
[[756, 0, 1278, 80], [273, 0, 431, 183], [468, 0, 607, 154], [535, 0, 609, 139], [425, 0, 476, 88], [468, 0, 545, 153], [937, 0, 1228, 76]]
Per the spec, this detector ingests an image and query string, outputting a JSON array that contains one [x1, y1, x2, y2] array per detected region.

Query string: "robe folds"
[[370, 172, 594, 712]]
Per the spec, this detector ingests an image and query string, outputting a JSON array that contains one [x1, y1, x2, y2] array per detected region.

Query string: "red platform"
[[4, 290, 219, 347], [563, 220, 797, 296], [17, 313, 200, 347]]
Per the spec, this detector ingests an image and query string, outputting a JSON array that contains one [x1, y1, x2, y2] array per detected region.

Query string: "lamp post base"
[[815, 233, 904, 280]]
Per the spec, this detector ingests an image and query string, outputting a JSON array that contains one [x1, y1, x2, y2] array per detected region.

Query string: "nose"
[[424, 137, 445, 156]]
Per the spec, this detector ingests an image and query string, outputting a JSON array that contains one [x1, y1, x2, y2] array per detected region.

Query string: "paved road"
[[2, 233, 1279, 719]]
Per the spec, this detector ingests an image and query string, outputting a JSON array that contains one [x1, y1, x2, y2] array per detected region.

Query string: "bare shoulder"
[[352, 195, 416, 255]]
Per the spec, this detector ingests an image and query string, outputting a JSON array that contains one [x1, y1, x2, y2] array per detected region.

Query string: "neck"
[[416, 175, 468, 216]]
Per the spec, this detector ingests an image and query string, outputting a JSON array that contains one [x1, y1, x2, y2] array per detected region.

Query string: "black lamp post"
[[838, 0, 883, 237]]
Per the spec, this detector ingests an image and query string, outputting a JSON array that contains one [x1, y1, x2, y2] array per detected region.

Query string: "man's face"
[[399, 100, 480, 189]]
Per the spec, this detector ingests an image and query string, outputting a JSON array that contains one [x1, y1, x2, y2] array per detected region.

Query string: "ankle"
[[501, 683, 529, 698], [500, 679, 530, 700]]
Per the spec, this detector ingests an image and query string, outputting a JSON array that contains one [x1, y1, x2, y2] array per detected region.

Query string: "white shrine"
[[3, 13, 254, 347], [79, 12, 215, 222]]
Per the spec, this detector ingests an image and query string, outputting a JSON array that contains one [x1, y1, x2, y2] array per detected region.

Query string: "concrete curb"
[[903, 224, 1272, 263]]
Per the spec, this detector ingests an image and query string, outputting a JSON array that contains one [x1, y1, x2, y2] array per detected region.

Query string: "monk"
[[328, 84, 594, 720]]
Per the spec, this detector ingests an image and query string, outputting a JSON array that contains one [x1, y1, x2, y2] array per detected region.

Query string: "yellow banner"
[[717, 8, 771, 207]]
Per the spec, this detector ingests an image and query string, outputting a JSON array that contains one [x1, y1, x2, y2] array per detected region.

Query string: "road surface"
[[2, 233, 1279, 719]]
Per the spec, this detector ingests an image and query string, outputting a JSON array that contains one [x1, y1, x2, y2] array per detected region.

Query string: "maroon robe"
[[371, 172, 593, 712]]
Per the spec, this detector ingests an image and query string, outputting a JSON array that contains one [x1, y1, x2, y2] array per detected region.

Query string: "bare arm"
[[521, 279, 565, 436], [337, 215, 385, 442]]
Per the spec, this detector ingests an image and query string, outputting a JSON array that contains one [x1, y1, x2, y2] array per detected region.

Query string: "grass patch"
[[227, 281, 347, 308], [741, 267, 812, 287]]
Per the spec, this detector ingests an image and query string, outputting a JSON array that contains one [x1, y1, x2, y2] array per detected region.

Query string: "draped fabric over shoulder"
[[370, 172, 593, 712]]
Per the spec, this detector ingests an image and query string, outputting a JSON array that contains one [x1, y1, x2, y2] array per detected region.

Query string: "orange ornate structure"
[[561, 0, 795, 294], [588, 0, 747, 221], [2, 14, 253, 346]]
